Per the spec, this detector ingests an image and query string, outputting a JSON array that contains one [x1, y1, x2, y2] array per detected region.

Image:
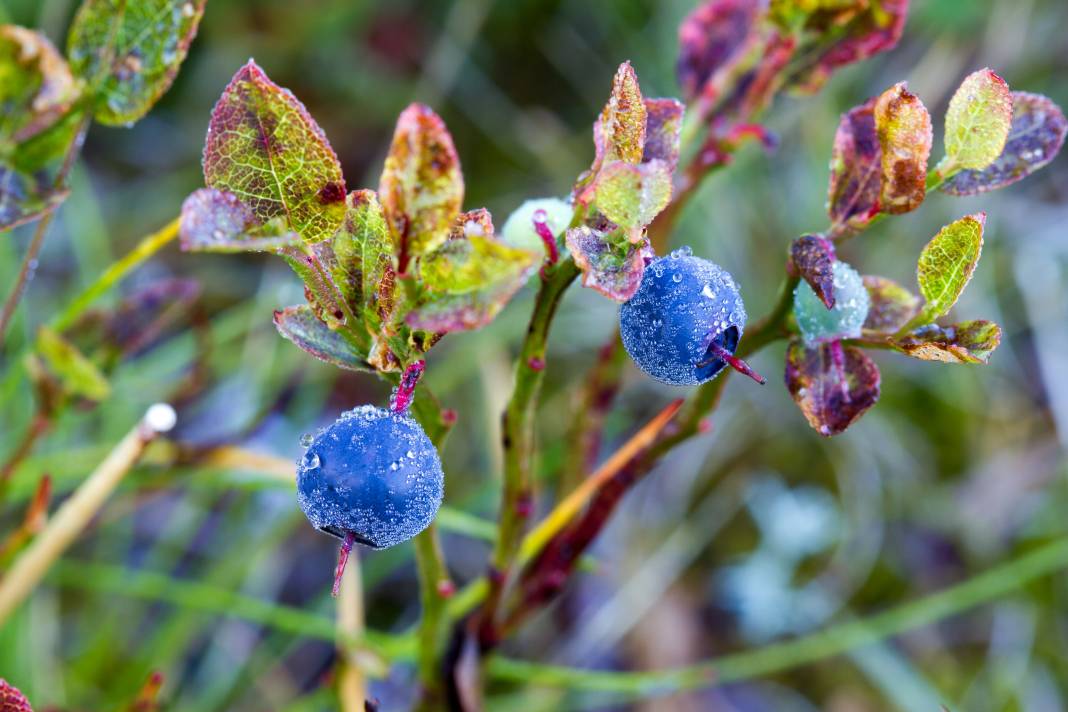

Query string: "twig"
[[0, 114, 91, 344], [0, 403, 175, 624]]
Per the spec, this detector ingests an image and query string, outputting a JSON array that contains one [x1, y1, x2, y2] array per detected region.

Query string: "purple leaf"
[[785, 339, 880, 436], [179, 188, 300, 252], [643, 98, 685, 172], [791, 234, 837, 309], [862, 275, 921, 333], [943, 92, 1068, 196], [828, 97, 881, 232], [676, 0, 763, 102], [566, 226, 651, 302], [273, 305, 371, 371]]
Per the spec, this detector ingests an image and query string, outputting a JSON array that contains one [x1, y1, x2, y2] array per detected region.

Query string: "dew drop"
[[300, 433, 314, 448], [672, 272, 682, 283]]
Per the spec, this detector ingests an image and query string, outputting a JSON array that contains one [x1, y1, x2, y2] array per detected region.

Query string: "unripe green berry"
[[794, 260, 869, 345], [500, 197, 572, 252]]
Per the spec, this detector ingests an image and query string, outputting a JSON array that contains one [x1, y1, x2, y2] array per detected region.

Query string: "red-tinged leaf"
[[862, 275, 920, 333], [203, 61, 346, 244], [592, 160, 672, 231], [273, 305, 372, 371], [791, 234, 837, 308], [874, 81, 932, 214], [942, 68, 1013, 172], [785, 339, 880, 436], [179, 188, 300, 252], [598, 62, 647, 166], [378, 103, 464, 267], [892, 320, 1001, 364], [0, 678, 33, 712], [407, 217, 538, 333], [566, 226, 651, 302], [676, 0, 764, 101], [791, 0, 908, 92], [643, 98, 685, 172], [943, 92, 1067, 196], [827, 97, 881, 232], [66, 0, 206, 125]]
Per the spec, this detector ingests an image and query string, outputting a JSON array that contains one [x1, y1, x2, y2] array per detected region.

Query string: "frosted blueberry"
[[296, 405, 443, 551], [620, 252, 762, 386], [794, 260, 870, 345], [500, 197, 572, 253]]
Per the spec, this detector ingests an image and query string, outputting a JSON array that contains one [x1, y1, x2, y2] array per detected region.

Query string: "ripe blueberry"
[[793, 260, 870, 345], [620, 249, 763, 386], [297, 404, 443, 591]]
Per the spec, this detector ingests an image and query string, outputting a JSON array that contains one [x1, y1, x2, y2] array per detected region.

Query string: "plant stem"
[[480, 256, 580, 645], [0, 404, 173, 624], [486, 537, 1068, 694], [336, 549, 367, 711], [51, 215, 181, 332], [0, 114, 91, 345]]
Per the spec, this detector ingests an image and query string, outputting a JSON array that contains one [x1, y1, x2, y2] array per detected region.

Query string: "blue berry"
[[296, 405, 443, 550], [620, 250, 760, 386], [793, 260, 870, 345]]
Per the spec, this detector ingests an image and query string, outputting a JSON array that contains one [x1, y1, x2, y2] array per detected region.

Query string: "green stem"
[[51, 216, 181, 332], [486, 537, 1068, 694], [481, 257, 580, 642]]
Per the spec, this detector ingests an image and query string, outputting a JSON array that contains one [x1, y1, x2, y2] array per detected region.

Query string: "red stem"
[[531, 209, 559, 276], [332, 530, 357, 598], [699, 340, 767, 384], [390, 359, 426, 414]]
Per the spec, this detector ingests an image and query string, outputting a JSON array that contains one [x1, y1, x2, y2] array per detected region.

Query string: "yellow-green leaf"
[[915, 213, 985, 325], [943, 68, 1013, 171], [597, 62, 646, 166], [593, 160, 672, 231], [203, 60, 347, 244], [893, 320, 1001, 364], [67, 0, 205, 125], [36, 326, 110, 401]]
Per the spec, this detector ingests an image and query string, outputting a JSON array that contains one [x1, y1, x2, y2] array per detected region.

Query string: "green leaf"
[[203, 60, 347, 244], [943, 68, 1013, 171], [915, 213, 985, 325], [784, 339, 880, 437], [178, 187, 300, 252], [331, 188, 395, 335], [861, 275, 920, 333], [273, 305, 372, 372], [66, 0, 206, 125], [35, 325, 110, 401], [0, 25, 83, 229], [874, 81, 931, 214], [379, 103, 464, 266], [566, 226, 651, 302], [407, 213, 538, 333], [943, 92, 1067, 196], [892, 320, 1001, 364], [592, 160, 672, 231]]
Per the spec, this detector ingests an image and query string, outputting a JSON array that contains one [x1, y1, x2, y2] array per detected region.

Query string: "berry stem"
[[531, 209, 559, 277], [332, 531, 357, 598], [390, 360, 426, 414], [699, 341, 767, 385]]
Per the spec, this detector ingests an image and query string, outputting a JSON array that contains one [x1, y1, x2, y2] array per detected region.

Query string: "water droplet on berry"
[[672, 272, 682, 283], [300, 433, 314, 448]]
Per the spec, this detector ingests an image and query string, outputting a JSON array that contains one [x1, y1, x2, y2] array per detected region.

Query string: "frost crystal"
[[794, 261, 870, 345]]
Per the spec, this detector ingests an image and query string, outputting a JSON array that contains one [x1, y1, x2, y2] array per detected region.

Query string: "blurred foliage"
[[1, 0, 1067, 710]]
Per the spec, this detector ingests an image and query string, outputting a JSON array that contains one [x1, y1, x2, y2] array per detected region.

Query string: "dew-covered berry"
[[500, 197, 572, 252], [296, 405, 443, 550], [794, 260, 870, 345], [620, 249, 761, 386]]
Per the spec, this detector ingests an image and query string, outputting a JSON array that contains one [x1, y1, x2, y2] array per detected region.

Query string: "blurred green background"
[[1, 0, 1067, 710]]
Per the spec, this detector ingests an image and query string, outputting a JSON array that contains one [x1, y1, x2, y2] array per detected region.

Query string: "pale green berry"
[[500, 197, 572, 252], [794, 261, 870, 345]]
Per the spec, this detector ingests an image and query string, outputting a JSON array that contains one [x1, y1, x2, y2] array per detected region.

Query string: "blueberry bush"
[[1, 1, 1067, 710]]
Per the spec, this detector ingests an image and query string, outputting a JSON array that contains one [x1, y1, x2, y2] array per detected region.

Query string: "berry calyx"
[[620, 249, 751, 386]]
